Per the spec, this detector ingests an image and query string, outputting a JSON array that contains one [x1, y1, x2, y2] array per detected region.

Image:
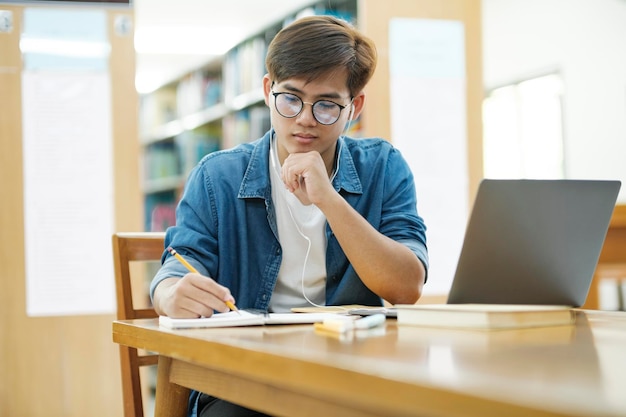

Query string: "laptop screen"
[[447, 179, 621, 307]]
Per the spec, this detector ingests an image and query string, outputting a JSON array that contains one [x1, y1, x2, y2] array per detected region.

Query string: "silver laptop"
[[447, 179, 621, 307]]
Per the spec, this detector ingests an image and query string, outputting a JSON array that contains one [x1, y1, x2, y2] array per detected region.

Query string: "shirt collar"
[[238, 131, 363, 200]]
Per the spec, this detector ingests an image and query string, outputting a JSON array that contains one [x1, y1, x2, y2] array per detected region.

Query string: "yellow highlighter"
[[166, 246, 240, 314]]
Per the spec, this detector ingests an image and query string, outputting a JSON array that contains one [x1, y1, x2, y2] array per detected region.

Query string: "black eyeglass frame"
[[270, 90, 353, 126]]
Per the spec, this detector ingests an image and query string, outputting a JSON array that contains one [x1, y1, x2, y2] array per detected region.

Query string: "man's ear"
[[350, 92, 366, 120], [262, 74, 272, 106]]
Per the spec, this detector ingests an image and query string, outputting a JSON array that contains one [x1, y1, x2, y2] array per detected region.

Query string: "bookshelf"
[[138, 0, 358, 232], [139, 61, 225, 231]]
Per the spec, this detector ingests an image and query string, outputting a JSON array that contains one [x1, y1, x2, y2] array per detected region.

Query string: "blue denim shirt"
[[150, 131, 428, 416], [150, 131, 428, 307]]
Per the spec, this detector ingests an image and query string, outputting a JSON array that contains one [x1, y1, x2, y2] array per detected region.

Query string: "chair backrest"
[[113, 232, 165, 417]]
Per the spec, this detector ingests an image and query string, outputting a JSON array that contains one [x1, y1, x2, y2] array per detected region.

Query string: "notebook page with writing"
[[159, 311, 344, 329]]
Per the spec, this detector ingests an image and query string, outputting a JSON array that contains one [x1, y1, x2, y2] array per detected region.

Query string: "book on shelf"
[[249, 105, 271, 139], [175, 126, 221, 173], [139, 87, 177, 134], [150, 202, 176, 232], [145, 193, 178, 231], [144, 142, 179, 180], [176, 70, 223, 117], [223, 36, 267, 103], [159, 310, 345, 330], [395, 304, 575, 330]]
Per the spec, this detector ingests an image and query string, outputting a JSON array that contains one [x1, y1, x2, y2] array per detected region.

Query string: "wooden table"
[[112, 310, 626, 417]]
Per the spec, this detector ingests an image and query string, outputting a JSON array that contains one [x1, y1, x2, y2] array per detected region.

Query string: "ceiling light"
[[134, 26, 243, 55]]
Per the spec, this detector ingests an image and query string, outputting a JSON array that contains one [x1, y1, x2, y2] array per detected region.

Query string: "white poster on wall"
[[389, 18, 469, 296], [21, 8, 115, 316]]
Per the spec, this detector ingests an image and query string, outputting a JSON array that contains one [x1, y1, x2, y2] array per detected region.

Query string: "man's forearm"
[[319, 194, 425, 304]]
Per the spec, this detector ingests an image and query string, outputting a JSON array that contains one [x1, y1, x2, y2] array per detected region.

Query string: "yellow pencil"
[[167, 246, 240, 314]]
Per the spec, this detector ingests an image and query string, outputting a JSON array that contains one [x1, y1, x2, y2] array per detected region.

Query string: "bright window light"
[[134, 26, 243, 55], [483, 73, 564, 179], [20, 38, 110, 58]]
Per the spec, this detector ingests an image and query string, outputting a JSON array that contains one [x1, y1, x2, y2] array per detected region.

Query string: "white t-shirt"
[[268, 138, 328, 312]]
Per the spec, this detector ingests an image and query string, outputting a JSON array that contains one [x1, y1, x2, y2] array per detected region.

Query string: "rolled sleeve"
[[149, 249, 211, 301]]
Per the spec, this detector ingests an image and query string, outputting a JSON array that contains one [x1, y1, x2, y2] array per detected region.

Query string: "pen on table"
[[166, 246, 240, 314], [353, 313, 387, 330], [314, 313, 387, 334]]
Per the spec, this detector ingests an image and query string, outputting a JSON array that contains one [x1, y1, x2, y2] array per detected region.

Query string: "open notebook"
[[159, 311, 345, 329]]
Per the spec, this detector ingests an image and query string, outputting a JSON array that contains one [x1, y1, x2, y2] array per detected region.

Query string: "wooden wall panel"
[[357, 0, 483, 201], [0, 5, 139, 416], [0, 6, 26, 416], [356, 0, 483, 304], [110, 11, 143, 233]]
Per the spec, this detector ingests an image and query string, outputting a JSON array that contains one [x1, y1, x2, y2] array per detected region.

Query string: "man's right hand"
[[153, 274, 236, 318]]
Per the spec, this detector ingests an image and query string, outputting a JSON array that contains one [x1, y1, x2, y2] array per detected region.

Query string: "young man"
[[150, 15, 428, 417]]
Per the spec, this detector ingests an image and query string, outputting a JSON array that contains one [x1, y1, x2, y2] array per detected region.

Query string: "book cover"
[[395, 304, 575, 330]]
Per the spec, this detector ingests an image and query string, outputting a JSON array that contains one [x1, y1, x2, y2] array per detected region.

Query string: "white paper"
[[21, 8, 114, 317], [389, 19, 468, 295], [22, 72, 115, 316]]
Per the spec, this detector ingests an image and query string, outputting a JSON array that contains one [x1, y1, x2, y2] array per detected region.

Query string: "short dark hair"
[[265, 15, 378, 97]]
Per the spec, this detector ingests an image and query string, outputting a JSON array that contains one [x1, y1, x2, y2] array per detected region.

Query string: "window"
[[482, 73, 564, 179]]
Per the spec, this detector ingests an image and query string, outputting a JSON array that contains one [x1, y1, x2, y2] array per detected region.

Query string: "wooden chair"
[[113, 232, 165, 417]]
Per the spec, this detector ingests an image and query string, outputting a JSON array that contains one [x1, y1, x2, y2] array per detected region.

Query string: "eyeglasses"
[[271, 90, 351, 125]]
